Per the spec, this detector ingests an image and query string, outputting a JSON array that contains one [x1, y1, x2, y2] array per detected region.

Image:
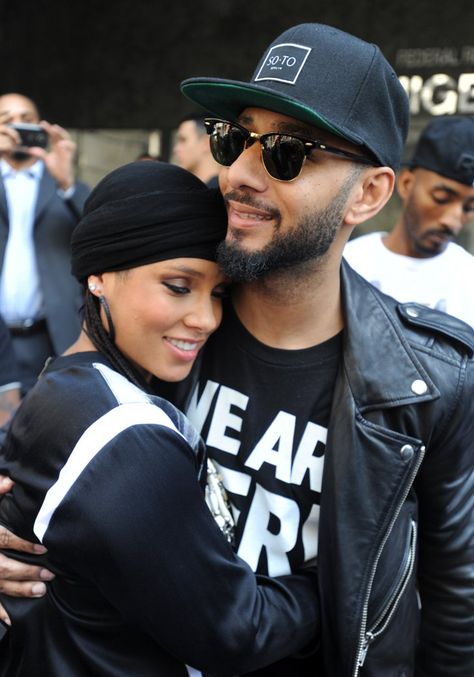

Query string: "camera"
[[9, 123, 48, 149]]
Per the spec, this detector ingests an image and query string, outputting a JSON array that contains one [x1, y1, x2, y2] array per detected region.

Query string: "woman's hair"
[[71, 161, 227, 281], [83, 291, 149, 390]]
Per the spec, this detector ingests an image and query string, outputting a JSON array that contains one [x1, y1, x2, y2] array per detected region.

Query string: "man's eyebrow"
[[237, 113, 256, 128], [430, 184, 474, 212], [237, 114, 323, 139], [275, 121, 321, 137]]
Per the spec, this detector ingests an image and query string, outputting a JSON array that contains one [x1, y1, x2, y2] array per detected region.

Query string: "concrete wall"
[[1, 0, 472, 129]]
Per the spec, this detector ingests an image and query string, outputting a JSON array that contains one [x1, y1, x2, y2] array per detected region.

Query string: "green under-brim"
[[181, 77, 364, 149]]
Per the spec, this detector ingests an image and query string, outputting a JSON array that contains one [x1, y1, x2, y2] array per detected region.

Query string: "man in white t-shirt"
[[344, 116, 474, 327]]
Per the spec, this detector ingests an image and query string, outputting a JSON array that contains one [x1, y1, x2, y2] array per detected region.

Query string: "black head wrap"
[[71, 161, 227, 281]]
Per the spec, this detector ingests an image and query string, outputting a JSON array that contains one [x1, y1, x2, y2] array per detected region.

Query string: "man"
[[0, 313, 20, 426], [0, 24, 473, 676], [344, 116, 474, 327], [172, 112, 221, 187], [0, 94, 90, 393]]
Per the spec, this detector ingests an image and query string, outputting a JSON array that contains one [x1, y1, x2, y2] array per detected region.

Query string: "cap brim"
[[181, 77, 364, 148]]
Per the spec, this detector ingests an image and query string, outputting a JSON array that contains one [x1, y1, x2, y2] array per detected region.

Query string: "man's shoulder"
[[345, 231, 384, 252], [41, 168, 90, 196], [444, 241, 474, 266], [396, 301, 474, 356], [74, 179, 91, 195], [344, 262, 474, 360]]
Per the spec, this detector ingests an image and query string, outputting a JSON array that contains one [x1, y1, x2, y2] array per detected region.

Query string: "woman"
[[0, 162, 317, 676]]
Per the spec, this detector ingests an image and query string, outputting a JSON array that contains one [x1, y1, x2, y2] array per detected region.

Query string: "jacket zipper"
[[352, 444, 425, 677], [356, 520, 417, 669]]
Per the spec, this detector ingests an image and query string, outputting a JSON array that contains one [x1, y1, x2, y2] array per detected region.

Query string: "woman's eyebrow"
[[165, 265, 204, 277]]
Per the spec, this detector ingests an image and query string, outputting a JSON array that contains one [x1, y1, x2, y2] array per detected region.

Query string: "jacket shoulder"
[[397, 302, 474, 358]]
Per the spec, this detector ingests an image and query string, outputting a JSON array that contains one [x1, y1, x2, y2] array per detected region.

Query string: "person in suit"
[[0, 95, 89, 394], [0, 312, 20, 426]]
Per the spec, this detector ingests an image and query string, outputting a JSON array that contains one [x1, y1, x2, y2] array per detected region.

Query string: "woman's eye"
[[212, 286, 230, 300], [162, 282, 189, 295]]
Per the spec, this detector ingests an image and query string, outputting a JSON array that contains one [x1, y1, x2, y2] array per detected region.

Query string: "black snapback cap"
[[408, 116, 474, 186], [181, 23, 409, 170]]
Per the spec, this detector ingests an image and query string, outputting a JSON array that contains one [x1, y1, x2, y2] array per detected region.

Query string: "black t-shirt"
[[177, 302, 342, 576], [170, 302, 342, 674]]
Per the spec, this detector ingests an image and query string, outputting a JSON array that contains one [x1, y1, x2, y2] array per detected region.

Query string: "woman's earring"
[[98, 295, 116, 343], [88, 283, 97, 293]]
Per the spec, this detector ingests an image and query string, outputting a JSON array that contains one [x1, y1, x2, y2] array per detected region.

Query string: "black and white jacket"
[[0, 353, 318, 677]]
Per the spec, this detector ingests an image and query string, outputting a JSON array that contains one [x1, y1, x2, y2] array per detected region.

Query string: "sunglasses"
[[204, 118, 378, 182]]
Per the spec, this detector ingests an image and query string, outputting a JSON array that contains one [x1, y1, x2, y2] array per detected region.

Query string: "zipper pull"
[[357, 631, 375, 668]]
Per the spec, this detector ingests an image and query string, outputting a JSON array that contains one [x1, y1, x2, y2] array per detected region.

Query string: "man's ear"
[[396, 168, 415, 201], [344, 167, 395, 226], [200, 133, 211, 153]]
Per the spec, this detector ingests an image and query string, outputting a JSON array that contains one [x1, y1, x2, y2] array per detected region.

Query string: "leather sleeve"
[[414, 352, 474, 675]]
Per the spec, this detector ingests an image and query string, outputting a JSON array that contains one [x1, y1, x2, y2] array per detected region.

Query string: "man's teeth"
[[239, 211, 272, 220], [168, 339, 198, 351]]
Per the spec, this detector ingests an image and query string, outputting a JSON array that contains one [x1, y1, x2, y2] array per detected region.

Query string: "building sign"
[[396, 47, 474, 115]]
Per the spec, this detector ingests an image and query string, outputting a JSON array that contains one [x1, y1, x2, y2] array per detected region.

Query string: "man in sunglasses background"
[[344, 115, 474, 328], [0, 22, 473, 677]]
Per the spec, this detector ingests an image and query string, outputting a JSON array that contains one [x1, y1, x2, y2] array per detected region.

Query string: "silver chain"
[[205, 459, 235, 546]]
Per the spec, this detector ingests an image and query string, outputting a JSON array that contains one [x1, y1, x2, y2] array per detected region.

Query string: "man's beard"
[[218, 172, 357, 282], [403, 194, 453, 258]]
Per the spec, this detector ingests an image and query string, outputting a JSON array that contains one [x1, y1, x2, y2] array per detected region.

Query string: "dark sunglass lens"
[[209, 122, 246, 167], [262, 135, 306, 181]]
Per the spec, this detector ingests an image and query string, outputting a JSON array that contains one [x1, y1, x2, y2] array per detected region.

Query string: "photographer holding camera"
[[0, 94, 89, 394]]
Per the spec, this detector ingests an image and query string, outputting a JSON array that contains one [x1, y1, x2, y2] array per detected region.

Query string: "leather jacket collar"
[[340, 259, 439, 410]]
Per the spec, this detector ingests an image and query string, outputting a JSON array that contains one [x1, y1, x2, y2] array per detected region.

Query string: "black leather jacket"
[[318, 262, 474, 676]]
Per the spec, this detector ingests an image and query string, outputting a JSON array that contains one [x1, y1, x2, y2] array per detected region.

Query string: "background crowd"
[[0, 18, 472, 677], [0, 91, 472, 403]]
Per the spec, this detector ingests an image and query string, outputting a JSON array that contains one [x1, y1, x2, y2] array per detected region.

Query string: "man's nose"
[[441, 201, 468, 236], [226, 141, 268, 192]]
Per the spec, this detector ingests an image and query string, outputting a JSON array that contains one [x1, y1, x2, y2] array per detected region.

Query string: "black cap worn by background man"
[[408, 116, 474, 186], [181, 23, 410, 170]]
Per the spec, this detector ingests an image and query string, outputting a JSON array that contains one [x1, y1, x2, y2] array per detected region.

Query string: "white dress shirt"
[[0, 158, 44, 325]]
